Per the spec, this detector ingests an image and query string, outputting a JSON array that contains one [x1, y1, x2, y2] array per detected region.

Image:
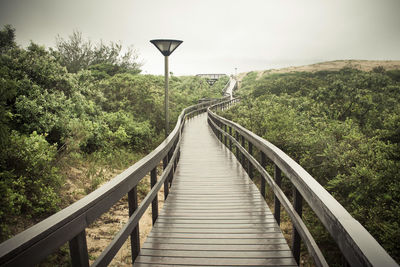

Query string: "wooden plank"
[[157, 213, 274, 218], [160, 207, 271, 212], [160, 204, 268, 209], [162, 199, 266, 204], [166, 196, 266, 200], [171, 184, 259, 188], [156, 216, 277, 221], [162, 202, 268, 206], [148, 233, 283, 239], [154, 219, 278, 224], [139, 249, 294, 258], [159, 209, 273, 214], [161, 204, 268, 209], [135, 256, 297, 266], [153, 223, 278, 229], [141, 243, 292, 251], [164, 192, 260, 196], [143, 238, 287, 245], [146, 228, 281, 234], [133, 264, 290, 267]]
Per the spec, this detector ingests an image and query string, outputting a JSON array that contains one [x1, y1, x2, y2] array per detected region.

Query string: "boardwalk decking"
[[134, 114, 297, 266]]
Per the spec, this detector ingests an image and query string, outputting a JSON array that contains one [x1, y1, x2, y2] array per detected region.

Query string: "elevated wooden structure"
[[196, 74, 227, 85], [0, 88, 398, 267]]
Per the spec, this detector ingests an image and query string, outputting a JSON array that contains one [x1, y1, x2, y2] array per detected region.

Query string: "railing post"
[[229, 126, 232, 151], [292, 188, 303, 265], [274, 164, 282, 225], [260, 152, 266, 198], [223, 124, 227, 146], [163, 156, 169, 199], [248, 142, 253, 179], [151, 167, 158, 225], [241, 135, 246, 168], [235, 132, 240, 160], [219, 122, 223, 141], [69, 230, 89, 267], [168, 149, 174, 185], [215, 121, 219, 139], [174, 145, 178, 171], [172, 144, 177, 173], [342, 255, 351, 267], [128, 186, 140, 263]]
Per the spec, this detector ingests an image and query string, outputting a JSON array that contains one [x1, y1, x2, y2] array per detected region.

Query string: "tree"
[[54, 30, 142, 75], [0, 24, 16, 53]]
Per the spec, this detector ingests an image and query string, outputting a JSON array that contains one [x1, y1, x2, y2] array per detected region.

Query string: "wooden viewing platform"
[[134, 114, 297, 266]]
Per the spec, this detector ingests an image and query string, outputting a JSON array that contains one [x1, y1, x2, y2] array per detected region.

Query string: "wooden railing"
[[208, 98, 398, 267], [0, 98, 228, 267]]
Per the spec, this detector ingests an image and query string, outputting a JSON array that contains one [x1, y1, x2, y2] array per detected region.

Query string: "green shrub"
[[0, 131, 61, 240]]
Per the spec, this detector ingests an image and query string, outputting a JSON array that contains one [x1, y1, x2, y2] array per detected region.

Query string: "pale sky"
[[1, 0, 399, 75]]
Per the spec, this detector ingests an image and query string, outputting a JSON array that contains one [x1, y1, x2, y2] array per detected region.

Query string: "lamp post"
[[150, 39, 183, 138]]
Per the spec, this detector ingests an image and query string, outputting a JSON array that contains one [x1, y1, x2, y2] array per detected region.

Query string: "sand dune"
[[237, 60, 400, 81]]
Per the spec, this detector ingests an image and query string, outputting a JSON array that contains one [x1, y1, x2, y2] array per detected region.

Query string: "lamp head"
[[150, 39, 183, 56]]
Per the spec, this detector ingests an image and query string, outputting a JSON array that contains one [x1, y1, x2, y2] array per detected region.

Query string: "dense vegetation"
[[222, 68, 400, 263], [0, 25, 228, 241]]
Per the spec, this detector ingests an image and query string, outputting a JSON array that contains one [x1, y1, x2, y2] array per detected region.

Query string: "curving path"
[[224, 77, 236, 99]]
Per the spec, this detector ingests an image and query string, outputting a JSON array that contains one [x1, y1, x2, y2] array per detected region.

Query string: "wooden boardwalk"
[[134, 114, 297, 266]]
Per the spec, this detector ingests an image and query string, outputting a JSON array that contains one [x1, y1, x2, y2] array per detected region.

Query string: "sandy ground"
[[236, 59, 400, 81]]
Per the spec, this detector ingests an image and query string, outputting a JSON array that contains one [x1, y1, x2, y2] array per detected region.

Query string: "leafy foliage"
[[0, 24, 16, 53], [54, 30, 142, 75], [0, 131, 60, 236], [223, 68, 400, 262]]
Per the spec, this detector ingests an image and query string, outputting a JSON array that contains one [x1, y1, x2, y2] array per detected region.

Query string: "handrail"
[[208, 99, 398, 267], [0, 97, 228, 267]]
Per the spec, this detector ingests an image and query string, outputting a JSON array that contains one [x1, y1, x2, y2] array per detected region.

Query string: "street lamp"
[[150, 39, 183, 138]]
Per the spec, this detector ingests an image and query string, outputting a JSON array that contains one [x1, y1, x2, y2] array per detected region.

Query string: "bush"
[[0, 131, 61, 240]]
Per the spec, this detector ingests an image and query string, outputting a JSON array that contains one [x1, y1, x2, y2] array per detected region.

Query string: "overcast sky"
[[1, 0, 399, 75]]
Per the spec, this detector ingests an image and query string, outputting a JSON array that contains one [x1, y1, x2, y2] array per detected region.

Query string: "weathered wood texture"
[[134, 114, 297, 266]]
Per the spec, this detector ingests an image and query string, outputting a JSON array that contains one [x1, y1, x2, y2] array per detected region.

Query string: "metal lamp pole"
[[164, 55, 169, 137], [150, 39, 183, 138]]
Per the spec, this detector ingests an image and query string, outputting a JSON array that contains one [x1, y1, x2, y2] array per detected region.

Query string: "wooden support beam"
[[128, 186, 140, 263], [69, 230, 89, 267], [163, 156, 169, 199], [260, 152, 266, 198], [292, 188, 303, 264], [151, 167, 158, 225], [274, 165, 282, 225]]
